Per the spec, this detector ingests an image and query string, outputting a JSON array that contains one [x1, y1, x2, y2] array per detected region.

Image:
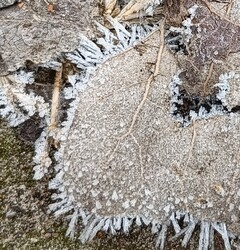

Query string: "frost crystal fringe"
[[169, 71, 239, 125], [165, 4, 198, 51], [76, 212, 237, 249], [0, 71, 49, 126], [33, 129, 52, 179], [155, 224, 168, 250], [0, 69, 52, 179]]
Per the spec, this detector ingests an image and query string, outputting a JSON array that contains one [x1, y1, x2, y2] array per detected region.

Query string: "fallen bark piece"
[[58, 29, 240, 227]]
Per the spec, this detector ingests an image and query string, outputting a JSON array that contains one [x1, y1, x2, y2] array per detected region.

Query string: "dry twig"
[[226, 0, 233, 16], [107, 19, 165, 164], [186, 120, 197, 168], [49, 65, 62, 131], [203, 62, 214, 95]]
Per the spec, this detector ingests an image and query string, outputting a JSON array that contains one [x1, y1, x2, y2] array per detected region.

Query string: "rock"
[[0, 0, 18, 9], [0, 0, 97, 73]]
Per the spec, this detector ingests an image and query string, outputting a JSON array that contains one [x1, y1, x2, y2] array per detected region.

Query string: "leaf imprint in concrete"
[[62, 30, 240, 230]]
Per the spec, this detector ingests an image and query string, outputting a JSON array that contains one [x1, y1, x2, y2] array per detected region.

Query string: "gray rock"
[[0, 0, 17, 9], [0, 0, 97, 73]]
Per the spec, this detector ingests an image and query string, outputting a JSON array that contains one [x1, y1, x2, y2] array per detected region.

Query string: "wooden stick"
[[49, 65, 62, 131], [226, 0, 233, 17], [203, 62, 214, 95], [105, 0, 117, 15]]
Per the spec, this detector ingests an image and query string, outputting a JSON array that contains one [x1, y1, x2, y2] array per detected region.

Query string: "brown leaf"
[[47, 3, 55, 13], [17, 1, 24, 8]]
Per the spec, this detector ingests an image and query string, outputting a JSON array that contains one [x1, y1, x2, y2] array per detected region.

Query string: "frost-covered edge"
[[170, 71, 240, 125]]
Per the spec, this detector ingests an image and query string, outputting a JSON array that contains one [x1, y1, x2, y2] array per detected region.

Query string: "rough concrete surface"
[[0, 0, 97, 73]]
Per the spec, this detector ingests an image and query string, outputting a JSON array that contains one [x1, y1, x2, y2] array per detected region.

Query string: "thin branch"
[[107, 19, 165, 164], [203, 62, 214, 95], [226, 0, 233, 17], [202, 0, 236, 24], [185, 120, 197, 168], [49, 64, 62, 130]]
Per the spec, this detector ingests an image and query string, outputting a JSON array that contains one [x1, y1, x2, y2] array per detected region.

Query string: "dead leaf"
[[47, 3, 55, 13], [18, 1, 24, 8]]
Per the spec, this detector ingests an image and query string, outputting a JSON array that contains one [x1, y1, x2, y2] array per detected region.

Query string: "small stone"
[[212, 184, 225, 197], [96, 200, 102, 209], [30, 238, 39, 243], [112, 190, 118, 201], [6, 210, 17, 218], [92, 179, 99, 186], [175, 198, 180, 204], [164, 204, 170, 214], [122, 200, 130, 209], [147, 204, 154, 210]]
